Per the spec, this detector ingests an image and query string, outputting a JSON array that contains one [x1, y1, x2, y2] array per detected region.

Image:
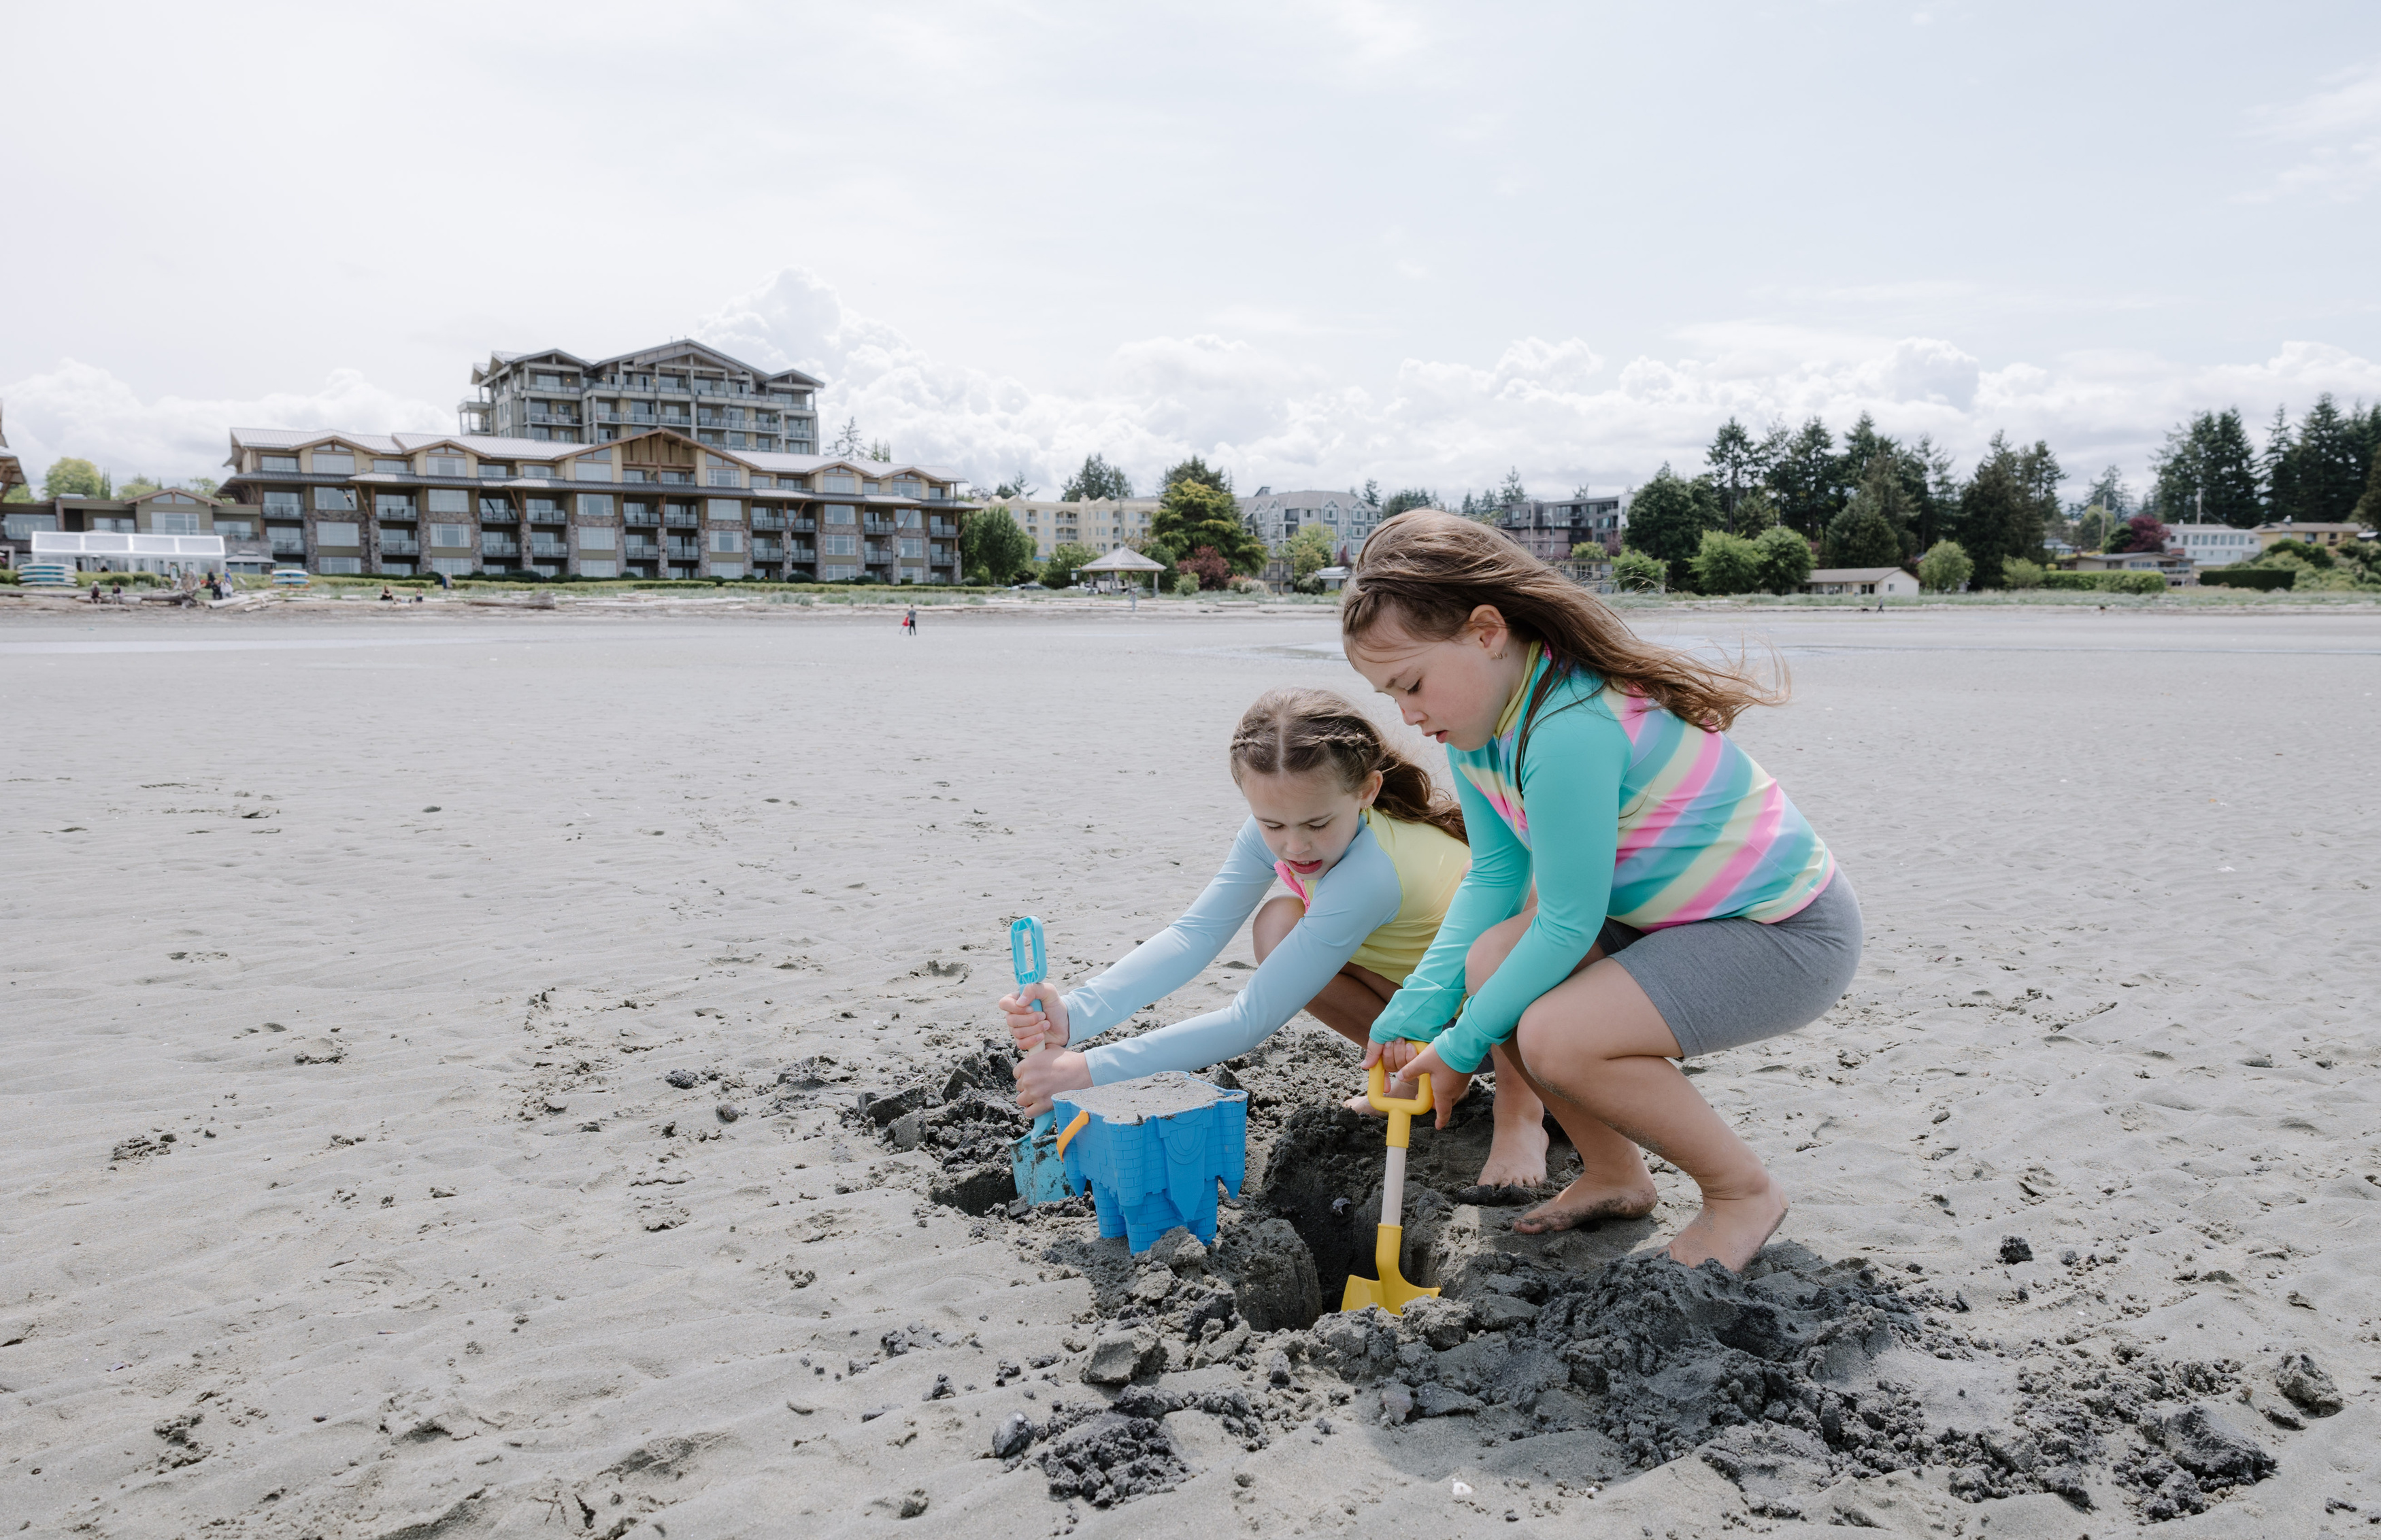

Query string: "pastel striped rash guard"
[[1372, 646, 1835, 1073]]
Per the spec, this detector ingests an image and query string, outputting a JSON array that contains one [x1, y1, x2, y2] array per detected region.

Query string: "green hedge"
[[2197, 568, 2296, 591], [2041, 570, 2166, 595]]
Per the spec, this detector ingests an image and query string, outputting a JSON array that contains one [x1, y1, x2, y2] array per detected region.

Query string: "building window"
[[152, 512, 201, 535], [318, 556, 363, 575], [261, 455, 299, 472], [705, 499, 744, 523], [4, 513, 58, 540], [373, 458, 410, 474], [428, 556, 474, 577], [823, 534, 857, 556], [479, 463, 510, 479], [823, 503, 856, 526], [576, 457, 611, 482], [577, 494, 614, 518], [579, 558, 618, 579], [215, 519, 256, 539], [707, 467, 741, 488], [311, 451, 355, 473], [899, 538, 925, 558], [430, 524, 470, 549], [709, 529, 744, 554], [314, 486, 357, 512], [821, 473, 859, 495], [707, 562, 744, 579], [315, 522, 361, 546], [426, 488, 469, 514], [263, 491, 303, 516], [518, 465, 554, 480], [578, 527, 618, 552], [822, 564, 858, 580], [428, 455, 466, 478], [375, 496, 413, 516]]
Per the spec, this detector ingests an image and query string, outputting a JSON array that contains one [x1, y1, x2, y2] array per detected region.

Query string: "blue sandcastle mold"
[[1051, 1071, 1248, 1253]]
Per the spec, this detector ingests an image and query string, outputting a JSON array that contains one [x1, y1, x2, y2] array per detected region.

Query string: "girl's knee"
[[1251, 895, 1303, 960]]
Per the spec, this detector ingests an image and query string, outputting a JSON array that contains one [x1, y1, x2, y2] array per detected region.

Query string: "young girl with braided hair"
[[1003, 687, 1469, 1112], [1342, 509, 1861, 1273]]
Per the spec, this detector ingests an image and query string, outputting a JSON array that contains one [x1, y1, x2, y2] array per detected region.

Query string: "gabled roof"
[[124, 486, 226, 507], [1805, 567, 1910, 582], [471, 339, 825, 390], [225, 426, 964, 485]]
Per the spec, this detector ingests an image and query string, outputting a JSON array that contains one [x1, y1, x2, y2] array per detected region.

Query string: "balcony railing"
[[270, 540, 307, 556], [527, 412, 581, 426], [788, 518, 817, 532], [929, 520, 958, 536], [666, 541, 702, 560], [480, 538, 520, 558], [751, 514, 786, 531], [752, 541, 782, 559], [624, 512, 659, 528], [625, 541, 661, 558], [656, 381, 690, 394], [530, 540, 569, 559], [784, 545, 817, 561], [526, 506, 567, 522], [478, 508, 517, 523], [378, 536, 421, 555]]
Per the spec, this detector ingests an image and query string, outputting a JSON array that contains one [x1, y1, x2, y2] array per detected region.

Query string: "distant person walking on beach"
[[1341, 510, 1860, 1273], [1001, 689, 1469, 1113], [901, 605, 917, 637]]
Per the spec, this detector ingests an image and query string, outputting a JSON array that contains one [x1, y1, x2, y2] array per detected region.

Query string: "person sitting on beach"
[[1002, 687, 1469, 1110], [1341, 510, 1860, 1273]]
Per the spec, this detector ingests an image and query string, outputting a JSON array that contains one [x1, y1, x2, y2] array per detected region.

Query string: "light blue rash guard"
[[1061, 817, 1403, 1083]]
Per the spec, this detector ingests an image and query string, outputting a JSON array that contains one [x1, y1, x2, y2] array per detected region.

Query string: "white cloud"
[[1, 360, 446, 490], [2246, 58, 2381, 202], [12, 269, 2379, 505]]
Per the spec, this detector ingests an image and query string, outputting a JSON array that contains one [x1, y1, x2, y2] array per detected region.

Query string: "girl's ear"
[[1356, 769, 1383, 809], [1465, 605, 1509, 652]]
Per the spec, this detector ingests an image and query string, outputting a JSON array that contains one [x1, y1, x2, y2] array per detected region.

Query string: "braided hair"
[[1228, 688, 1467, 844]]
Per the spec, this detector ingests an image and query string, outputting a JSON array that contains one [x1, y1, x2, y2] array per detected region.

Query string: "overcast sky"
[[5, 1, 2378, 501]]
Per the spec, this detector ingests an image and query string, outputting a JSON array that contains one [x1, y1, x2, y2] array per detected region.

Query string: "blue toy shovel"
[[1007, 916, 1088, 1204]]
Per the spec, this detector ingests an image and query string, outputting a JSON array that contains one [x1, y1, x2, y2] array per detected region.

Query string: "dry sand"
[[1, 599, 2375, 1539]]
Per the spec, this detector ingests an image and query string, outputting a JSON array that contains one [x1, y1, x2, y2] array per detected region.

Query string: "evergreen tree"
[[992, 470, 1038, 499], [1822, 456, 1915, 568], [1622, 466, 1722, 589], [2262, 407, 2296, 525], [2355, 441, 2381, 529], [1704, 417, 1768, 527], [1956, 433, 2052, 588], [1765, 418, 1842, 537], [1161, 456, 1232, 496], [1495, 467, 1527, 508], [1150, 477, 1263, 574], [1380, 488, 1437, 517], [1061, 452, 1133, 502], [1362, 479, 1381, 509], [2279, 395, 2369, 524], [1731, 488, 1780, 535], [2084, 465, 2132, 517]]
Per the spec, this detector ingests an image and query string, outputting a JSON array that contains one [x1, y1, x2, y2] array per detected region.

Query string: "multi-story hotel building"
[[1492, 495, 1628, 561], [458, 341, 820, 456], [988, 497, 1159, 563], [1242, 488, 1380, 557], [218, 428, 973, 582]]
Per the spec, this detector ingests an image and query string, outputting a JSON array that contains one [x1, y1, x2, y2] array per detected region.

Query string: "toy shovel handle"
[[1010, 915, 1047, 1014], [1366, 1059, 1433, 1116]]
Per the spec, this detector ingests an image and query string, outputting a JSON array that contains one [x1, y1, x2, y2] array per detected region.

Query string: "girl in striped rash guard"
[[1341, 510, 1861, 1273]]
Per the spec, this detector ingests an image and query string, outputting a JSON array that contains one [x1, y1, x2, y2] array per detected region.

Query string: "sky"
[[5, 1, 2379, 503]]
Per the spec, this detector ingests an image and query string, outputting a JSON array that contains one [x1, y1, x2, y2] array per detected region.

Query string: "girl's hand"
[[1359, 1038, 1425, 1076], [1387, 1043, 1471, 1130], [999, 983, 1068, 1054], [1012, 1048, 1093, 1115]]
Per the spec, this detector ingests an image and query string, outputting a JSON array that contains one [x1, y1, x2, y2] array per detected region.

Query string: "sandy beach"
[[1, 599, 2375, 1539]]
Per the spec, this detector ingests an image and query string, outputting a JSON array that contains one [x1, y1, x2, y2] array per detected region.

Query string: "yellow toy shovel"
[[1338, 1060, 1442, 1314]]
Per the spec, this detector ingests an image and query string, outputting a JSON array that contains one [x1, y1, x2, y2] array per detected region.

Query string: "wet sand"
[[1, 602, 2375, 1538]]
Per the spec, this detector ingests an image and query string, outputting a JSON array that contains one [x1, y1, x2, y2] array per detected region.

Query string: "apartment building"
[[1493, 495, 1627, 562], [0, 405, 24, 500], [458, 341, 821, 456], [218, 427, 973, 582], [1243, 488, 1377, 556], [2, 488, 273, 573], [990, 497, 1159, 561]]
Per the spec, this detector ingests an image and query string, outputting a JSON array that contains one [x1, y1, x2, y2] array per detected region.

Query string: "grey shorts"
[[1595, 872, 1863, 1058]]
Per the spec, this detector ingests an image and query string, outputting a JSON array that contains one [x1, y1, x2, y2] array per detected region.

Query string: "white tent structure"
[[31, 530, 226, 577], [1077, 546, 1167, 593]]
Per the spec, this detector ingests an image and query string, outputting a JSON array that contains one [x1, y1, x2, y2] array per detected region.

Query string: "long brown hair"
[[1342, 509, 1784, 760], [1229, 687, 1466, 844]]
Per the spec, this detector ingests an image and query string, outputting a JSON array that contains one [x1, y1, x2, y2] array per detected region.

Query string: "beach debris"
[[896, 1490, 929, 1519], [111, 1134, 173, 1162], [1082, 1330, 1163, 1385], [1998, 1235, 2034, 1263], [152, 1411, 208, 1469], [992, 1411, 1036, 1458], [1450, 1480, 1473, 1497], [2275, 1350, 2344, 1416], [665, 1069, 699, 1089], [293, 1037, 346, 1065], [714, 1103, 739, 1124]]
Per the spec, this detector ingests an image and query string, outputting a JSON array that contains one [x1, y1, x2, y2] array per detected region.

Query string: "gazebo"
[[1077, 546, 1168, 594]]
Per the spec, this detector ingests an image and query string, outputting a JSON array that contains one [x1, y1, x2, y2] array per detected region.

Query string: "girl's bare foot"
[[1342, 1092, 1385, 1118], [1472, 1116, 1550, 1191], [1665, 1174, 1788, 1272], [1511, 1171, 1659, 1235]]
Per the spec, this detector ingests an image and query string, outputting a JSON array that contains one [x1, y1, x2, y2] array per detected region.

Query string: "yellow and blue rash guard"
[[1062, 809, 1469, 1084]]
